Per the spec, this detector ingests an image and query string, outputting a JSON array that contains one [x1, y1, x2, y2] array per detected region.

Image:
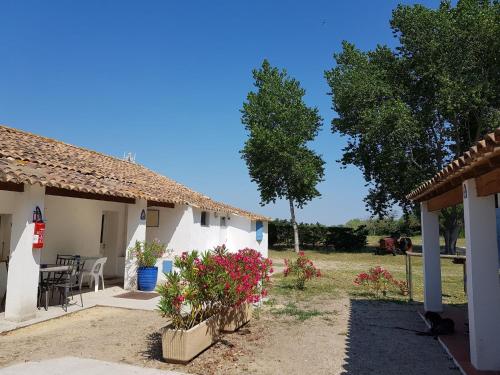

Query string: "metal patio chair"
[[54, 259, 86, 311]]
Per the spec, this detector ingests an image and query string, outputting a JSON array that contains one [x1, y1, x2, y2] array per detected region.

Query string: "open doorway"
[[0, 214, 11, 262], [100, 211, 120, 278], [0, 214, 12, 312]]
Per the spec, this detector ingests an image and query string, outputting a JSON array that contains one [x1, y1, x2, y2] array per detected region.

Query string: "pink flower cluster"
[[214, 247, 273, 306]]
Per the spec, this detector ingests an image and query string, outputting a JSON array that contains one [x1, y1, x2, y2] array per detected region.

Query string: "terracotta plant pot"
[[220, 302, 253, 332], [162, 315, 219, 363]]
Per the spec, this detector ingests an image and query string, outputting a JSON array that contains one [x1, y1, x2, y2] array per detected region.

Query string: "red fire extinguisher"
[[32, 206, 45, 249]]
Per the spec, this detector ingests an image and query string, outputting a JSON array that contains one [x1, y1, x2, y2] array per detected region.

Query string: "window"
[[201, 211, 209, 226], [220, 217, 227, 227]]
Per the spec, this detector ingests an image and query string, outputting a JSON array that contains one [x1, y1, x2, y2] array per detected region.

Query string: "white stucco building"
[[0, 125, 268, 322], [407, 129, 500, 371]]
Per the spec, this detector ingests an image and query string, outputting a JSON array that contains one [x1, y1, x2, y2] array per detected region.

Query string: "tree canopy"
[[241, 60, 325, 251], [241, 60, 324, 208], [325, 0, 500, 217]]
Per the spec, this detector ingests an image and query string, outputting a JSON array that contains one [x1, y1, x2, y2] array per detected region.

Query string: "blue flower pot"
[[137, 266, 158, 292]]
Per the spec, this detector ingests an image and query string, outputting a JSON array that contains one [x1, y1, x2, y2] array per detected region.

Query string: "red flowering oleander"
[[283, 251, 321, 289], [157, 245, 273, 330], [214, 247, 273, 307], [354, 266, 408, 297]]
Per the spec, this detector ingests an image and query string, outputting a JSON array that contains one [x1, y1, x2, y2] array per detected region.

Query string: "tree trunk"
[[289, 198, 300, 253], [441, 206, 463, 255], [443, 224, 460, 255]]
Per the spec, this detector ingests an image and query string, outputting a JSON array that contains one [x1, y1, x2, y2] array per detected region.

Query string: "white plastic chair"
[[80, 257, 107, 292]]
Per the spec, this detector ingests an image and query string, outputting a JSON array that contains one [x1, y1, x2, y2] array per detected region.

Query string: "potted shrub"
[[157, 251, 225, 363], [214, 246, 273, 332], [129, 240, 166, 291]]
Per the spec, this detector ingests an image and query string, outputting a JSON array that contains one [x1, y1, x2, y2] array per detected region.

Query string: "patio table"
[[40, 264, 70, 273], [38, 264, 70, 310]]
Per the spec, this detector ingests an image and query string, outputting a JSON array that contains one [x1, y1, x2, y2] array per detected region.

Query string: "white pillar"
[[421, 201, 442, 312], [463, 178, 500, 370], [5, 184, 45, 322], [124, 198, 147, 290]]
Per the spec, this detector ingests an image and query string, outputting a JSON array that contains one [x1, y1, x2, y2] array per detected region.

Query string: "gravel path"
[[341, 300, 461, 375]]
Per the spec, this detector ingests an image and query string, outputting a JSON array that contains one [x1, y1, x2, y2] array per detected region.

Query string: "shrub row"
[[269, 219, 367, 251], [344, 215, 421, 236]]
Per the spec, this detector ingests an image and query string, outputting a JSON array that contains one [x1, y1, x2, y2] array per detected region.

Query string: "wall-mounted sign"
[[140, 209, 146, 221], [146, 209, 160, 227]]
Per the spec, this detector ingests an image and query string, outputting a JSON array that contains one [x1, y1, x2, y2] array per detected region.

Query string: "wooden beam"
[[45, 186, 135, 204], [147, 200, 175, 208], [476, 169, 500, 197], [427, 185, 463, 211], [0, 181, 24, 192]]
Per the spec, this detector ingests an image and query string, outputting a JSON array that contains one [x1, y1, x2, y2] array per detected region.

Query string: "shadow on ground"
[[340, 299, 460, 375], [142, 331, 163, 362]]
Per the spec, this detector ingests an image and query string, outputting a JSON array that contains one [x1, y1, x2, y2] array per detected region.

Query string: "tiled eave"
[[406, 129, 500, 203], [0, 125, 269, 221]]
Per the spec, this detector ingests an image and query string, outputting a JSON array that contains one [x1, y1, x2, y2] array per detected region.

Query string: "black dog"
[[420, 311, 455, 337], [395, 311, 455, 338]]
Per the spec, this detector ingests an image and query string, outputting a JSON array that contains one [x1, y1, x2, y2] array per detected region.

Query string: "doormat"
[[114, 291, 160, 300]]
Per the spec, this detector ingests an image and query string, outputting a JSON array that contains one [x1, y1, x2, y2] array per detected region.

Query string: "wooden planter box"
[[220, 303, 253, 332], [162, 315, 219, 363]]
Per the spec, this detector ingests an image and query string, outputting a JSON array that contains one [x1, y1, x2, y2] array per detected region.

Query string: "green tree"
[[241, 60, 325, 252], [325, 0, 499, 253]]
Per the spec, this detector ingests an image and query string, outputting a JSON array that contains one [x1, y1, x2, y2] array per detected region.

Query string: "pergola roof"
[[407, 128, 500, 210], [0, 125, 269, 221]]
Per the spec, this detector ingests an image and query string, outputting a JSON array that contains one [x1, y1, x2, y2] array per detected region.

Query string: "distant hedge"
[[269, 219, 368, 251]]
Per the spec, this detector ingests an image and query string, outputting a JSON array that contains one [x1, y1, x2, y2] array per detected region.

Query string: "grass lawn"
[[268, 244, 467, 307]]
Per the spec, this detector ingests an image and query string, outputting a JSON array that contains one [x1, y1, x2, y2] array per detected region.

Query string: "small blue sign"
[[256, 220, 263, 242], [162, 260, 173, 274]]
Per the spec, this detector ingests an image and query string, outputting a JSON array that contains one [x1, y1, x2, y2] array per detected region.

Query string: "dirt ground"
[[0, 297, 460, 375]]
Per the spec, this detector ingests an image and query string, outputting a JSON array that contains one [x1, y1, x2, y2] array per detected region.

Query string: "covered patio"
[[407, 129, 500, 372]]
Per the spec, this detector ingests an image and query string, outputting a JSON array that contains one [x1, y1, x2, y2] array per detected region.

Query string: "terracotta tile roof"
[[407, 128, 500, 202], [0, 125, 268, 220]]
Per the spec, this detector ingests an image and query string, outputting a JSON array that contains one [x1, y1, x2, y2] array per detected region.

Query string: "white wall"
[[42, 195, 126, 276], [124, 199, 147, 289], [146, 205, 268, 284], [2, 185, 45, 321], [226, 215, 268, 258], [146, 205, 218, 253], [146, 205, 268, 257], [0, 190, 22, 215]]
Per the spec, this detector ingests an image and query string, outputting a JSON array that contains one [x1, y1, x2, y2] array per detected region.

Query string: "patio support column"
[[5, 184, 45, 322], [421, 201, 442, 312], [124, 198, 147, 290], [463, 178, 500, 370]]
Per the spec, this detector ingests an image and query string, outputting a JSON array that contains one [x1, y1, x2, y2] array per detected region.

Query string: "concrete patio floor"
[[0, 357, 184, 375], [0, 285, 160, 333]]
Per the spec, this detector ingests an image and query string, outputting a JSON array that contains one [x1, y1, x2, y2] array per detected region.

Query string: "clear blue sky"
[[0, 0, 438, 225]]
